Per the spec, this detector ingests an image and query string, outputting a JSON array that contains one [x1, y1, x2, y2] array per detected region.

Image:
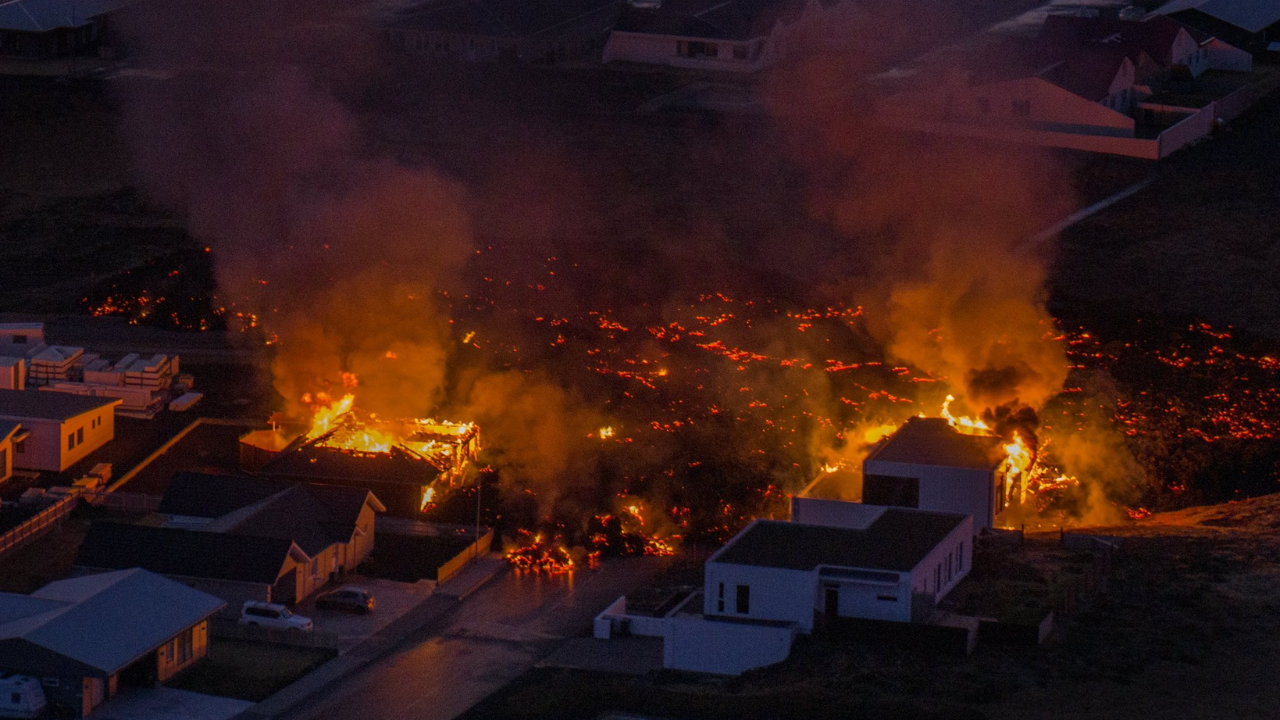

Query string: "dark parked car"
[[315, 586, 376, 614]]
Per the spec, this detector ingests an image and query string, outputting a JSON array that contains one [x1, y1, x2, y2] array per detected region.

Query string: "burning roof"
[[865, 417, 1004, 470]]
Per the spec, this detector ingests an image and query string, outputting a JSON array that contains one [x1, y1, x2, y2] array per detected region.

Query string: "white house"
[[604, 0, 854, 73], [704, 507, 972, 631], [861, 417, 1006, 530], [597, 504, 973, 674], [0, 390, 119, 472]]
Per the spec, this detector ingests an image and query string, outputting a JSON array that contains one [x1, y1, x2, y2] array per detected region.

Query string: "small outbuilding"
[[0, 568, 223, 718], [0, 389, 119, 472]]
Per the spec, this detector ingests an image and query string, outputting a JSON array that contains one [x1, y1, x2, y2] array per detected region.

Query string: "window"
[[11, 334, 25, 344], [935, 563, 942, 591], [735, 584, 750, 614], [176, 628, 193, 663], [1011, 99, 1031, 117], [68, 433, 75, 451], [958, 542, 964, 571], [680, 40, 719, 58], [976, 97, 990, 114], [77, 428, 84, 445], [14, 440, 23, 454], [876, 594, 898, 602], [946, 552, 953, 582], [717, 582, 725, 612], [732, 43, 748, 60]]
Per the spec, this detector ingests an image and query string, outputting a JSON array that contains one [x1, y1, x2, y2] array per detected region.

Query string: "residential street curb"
[[230, 554, 508, 720]]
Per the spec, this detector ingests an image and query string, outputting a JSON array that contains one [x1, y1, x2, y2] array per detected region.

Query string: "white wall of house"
[[908, 514, 974, 603], [604, 31, 771, 72], [6, 406, 115, 472], [1171, 29, 1207, 75], [862, 458, 998, 529], [703, 561, 817, 631], [819, 567, 913, 622], [1206, 38, 1252, 71], [881, 75, 1137, 139], [663, 615, 796, 675], [790, 496, 884, 528]]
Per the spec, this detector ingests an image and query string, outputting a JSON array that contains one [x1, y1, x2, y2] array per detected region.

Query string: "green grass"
[[167, 639, 336, 702]]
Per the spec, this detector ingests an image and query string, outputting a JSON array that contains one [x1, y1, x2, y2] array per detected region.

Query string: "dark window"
[[682, 40, 718, 58], [717, 582, 725, 612], [1012, 99, 1031, 117], [68, 434, 75, 451], [946, 553, 953, 581], [735, 584, 750, 614], [177, 628, 193, 663], [876, 594, 898, 602], [958, 542, 964, 571], [77, 428, 84, 444], [14, 440, 23, 454], [11, 334, 25, 344], [862, 475, 919, 508], [732, 43, 748, 59], [976, 97, 990, 114], [935, 564, 942, 591]]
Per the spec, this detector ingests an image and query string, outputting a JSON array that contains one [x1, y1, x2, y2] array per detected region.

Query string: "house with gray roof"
[[1151, 0, 1280, 53], [76, 473, 385, 611], [0, 389, 119, 472], [0, 568, 223, 717]]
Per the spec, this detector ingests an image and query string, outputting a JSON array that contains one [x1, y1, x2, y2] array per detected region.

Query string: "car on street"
[[315, 586, 377, 614], [239, 601, 314, 632]]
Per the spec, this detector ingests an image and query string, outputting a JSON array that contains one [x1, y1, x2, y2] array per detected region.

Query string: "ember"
[[505, 531, 575, 574]]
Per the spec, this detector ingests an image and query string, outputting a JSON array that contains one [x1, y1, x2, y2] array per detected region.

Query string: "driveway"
[[293, 577, 436, 653], [91, 687, 252, 720]]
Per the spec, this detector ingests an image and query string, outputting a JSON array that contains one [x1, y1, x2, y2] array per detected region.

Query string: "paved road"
[[283, 557, 665, 720]]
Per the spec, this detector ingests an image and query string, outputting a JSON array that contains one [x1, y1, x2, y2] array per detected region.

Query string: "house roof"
[[0, 569, 223, 676], [613, 0, 832, 41], [1151, 0, 1280, 34], [157, 472, 292, 519], [712, 511, 968, 572], [0, 389, 120, 422], [1040, 45, 1133, 101], [865, 417, 1003, 470], [158, 472, 384, 556], [263, 443, 440, 487], [0, 0, 122, 33], [76, 523, 303, 585], [1041, 14, 1204, 66], [388, 0, 621, 38]]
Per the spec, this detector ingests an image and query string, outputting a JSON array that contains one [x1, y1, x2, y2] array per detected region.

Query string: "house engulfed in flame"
[[241, 395, 479, 517]]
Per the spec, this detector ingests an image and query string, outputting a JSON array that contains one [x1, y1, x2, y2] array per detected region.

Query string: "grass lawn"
[[167, 639, 336, 702]]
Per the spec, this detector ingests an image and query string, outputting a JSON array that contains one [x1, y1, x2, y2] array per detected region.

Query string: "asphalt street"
[[283, 557, 665, 720]]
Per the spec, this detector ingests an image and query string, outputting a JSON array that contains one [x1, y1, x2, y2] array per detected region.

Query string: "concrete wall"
[[790, 496, 884, 529], [819, 568, 912, 622], [703, 562, 817, 632], [663, 616, 796, 675], [594, 596, 671, 639], [862, 459, 996, 529], [908, 514, 974, 603]]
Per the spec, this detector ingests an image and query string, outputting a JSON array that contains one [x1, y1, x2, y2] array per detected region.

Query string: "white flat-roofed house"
[[862, 417, 1006, 530], [0, 390, 119, 472], [703, 508, 973, 631]]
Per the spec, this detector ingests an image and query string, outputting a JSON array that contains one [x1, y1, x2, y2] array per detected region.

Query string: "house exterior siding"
[[4, 406, 115, 472], [702, 563, 817, 631], [862, 458, 999, 530]]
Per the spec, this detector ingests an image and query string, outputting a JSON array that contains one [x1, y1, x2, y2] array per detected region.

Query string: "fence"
[[209, 617, 339, 650], [0, 495, 78, 559], [81, 491, 162, 512]]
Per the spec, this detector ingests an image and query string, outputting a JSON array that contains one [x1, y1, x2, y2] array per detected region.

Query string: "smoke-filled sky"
[[113, 0, 1115, 522]]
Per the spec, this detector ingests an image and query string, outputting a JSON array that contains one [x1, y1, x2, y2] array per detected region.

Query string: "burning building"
[[247, 397, 479, 517], [860, 416, 1008, 530]]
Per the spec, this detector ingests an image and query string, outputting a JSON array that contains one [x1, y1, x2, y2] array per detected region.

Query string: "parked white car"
[[0, 674, 47, 719], [239, 601, 313, 632]]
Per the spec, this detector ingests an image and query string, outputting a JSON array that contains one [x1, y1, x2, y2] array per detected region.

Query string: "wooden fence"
[[0, 495, 78, 558]]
